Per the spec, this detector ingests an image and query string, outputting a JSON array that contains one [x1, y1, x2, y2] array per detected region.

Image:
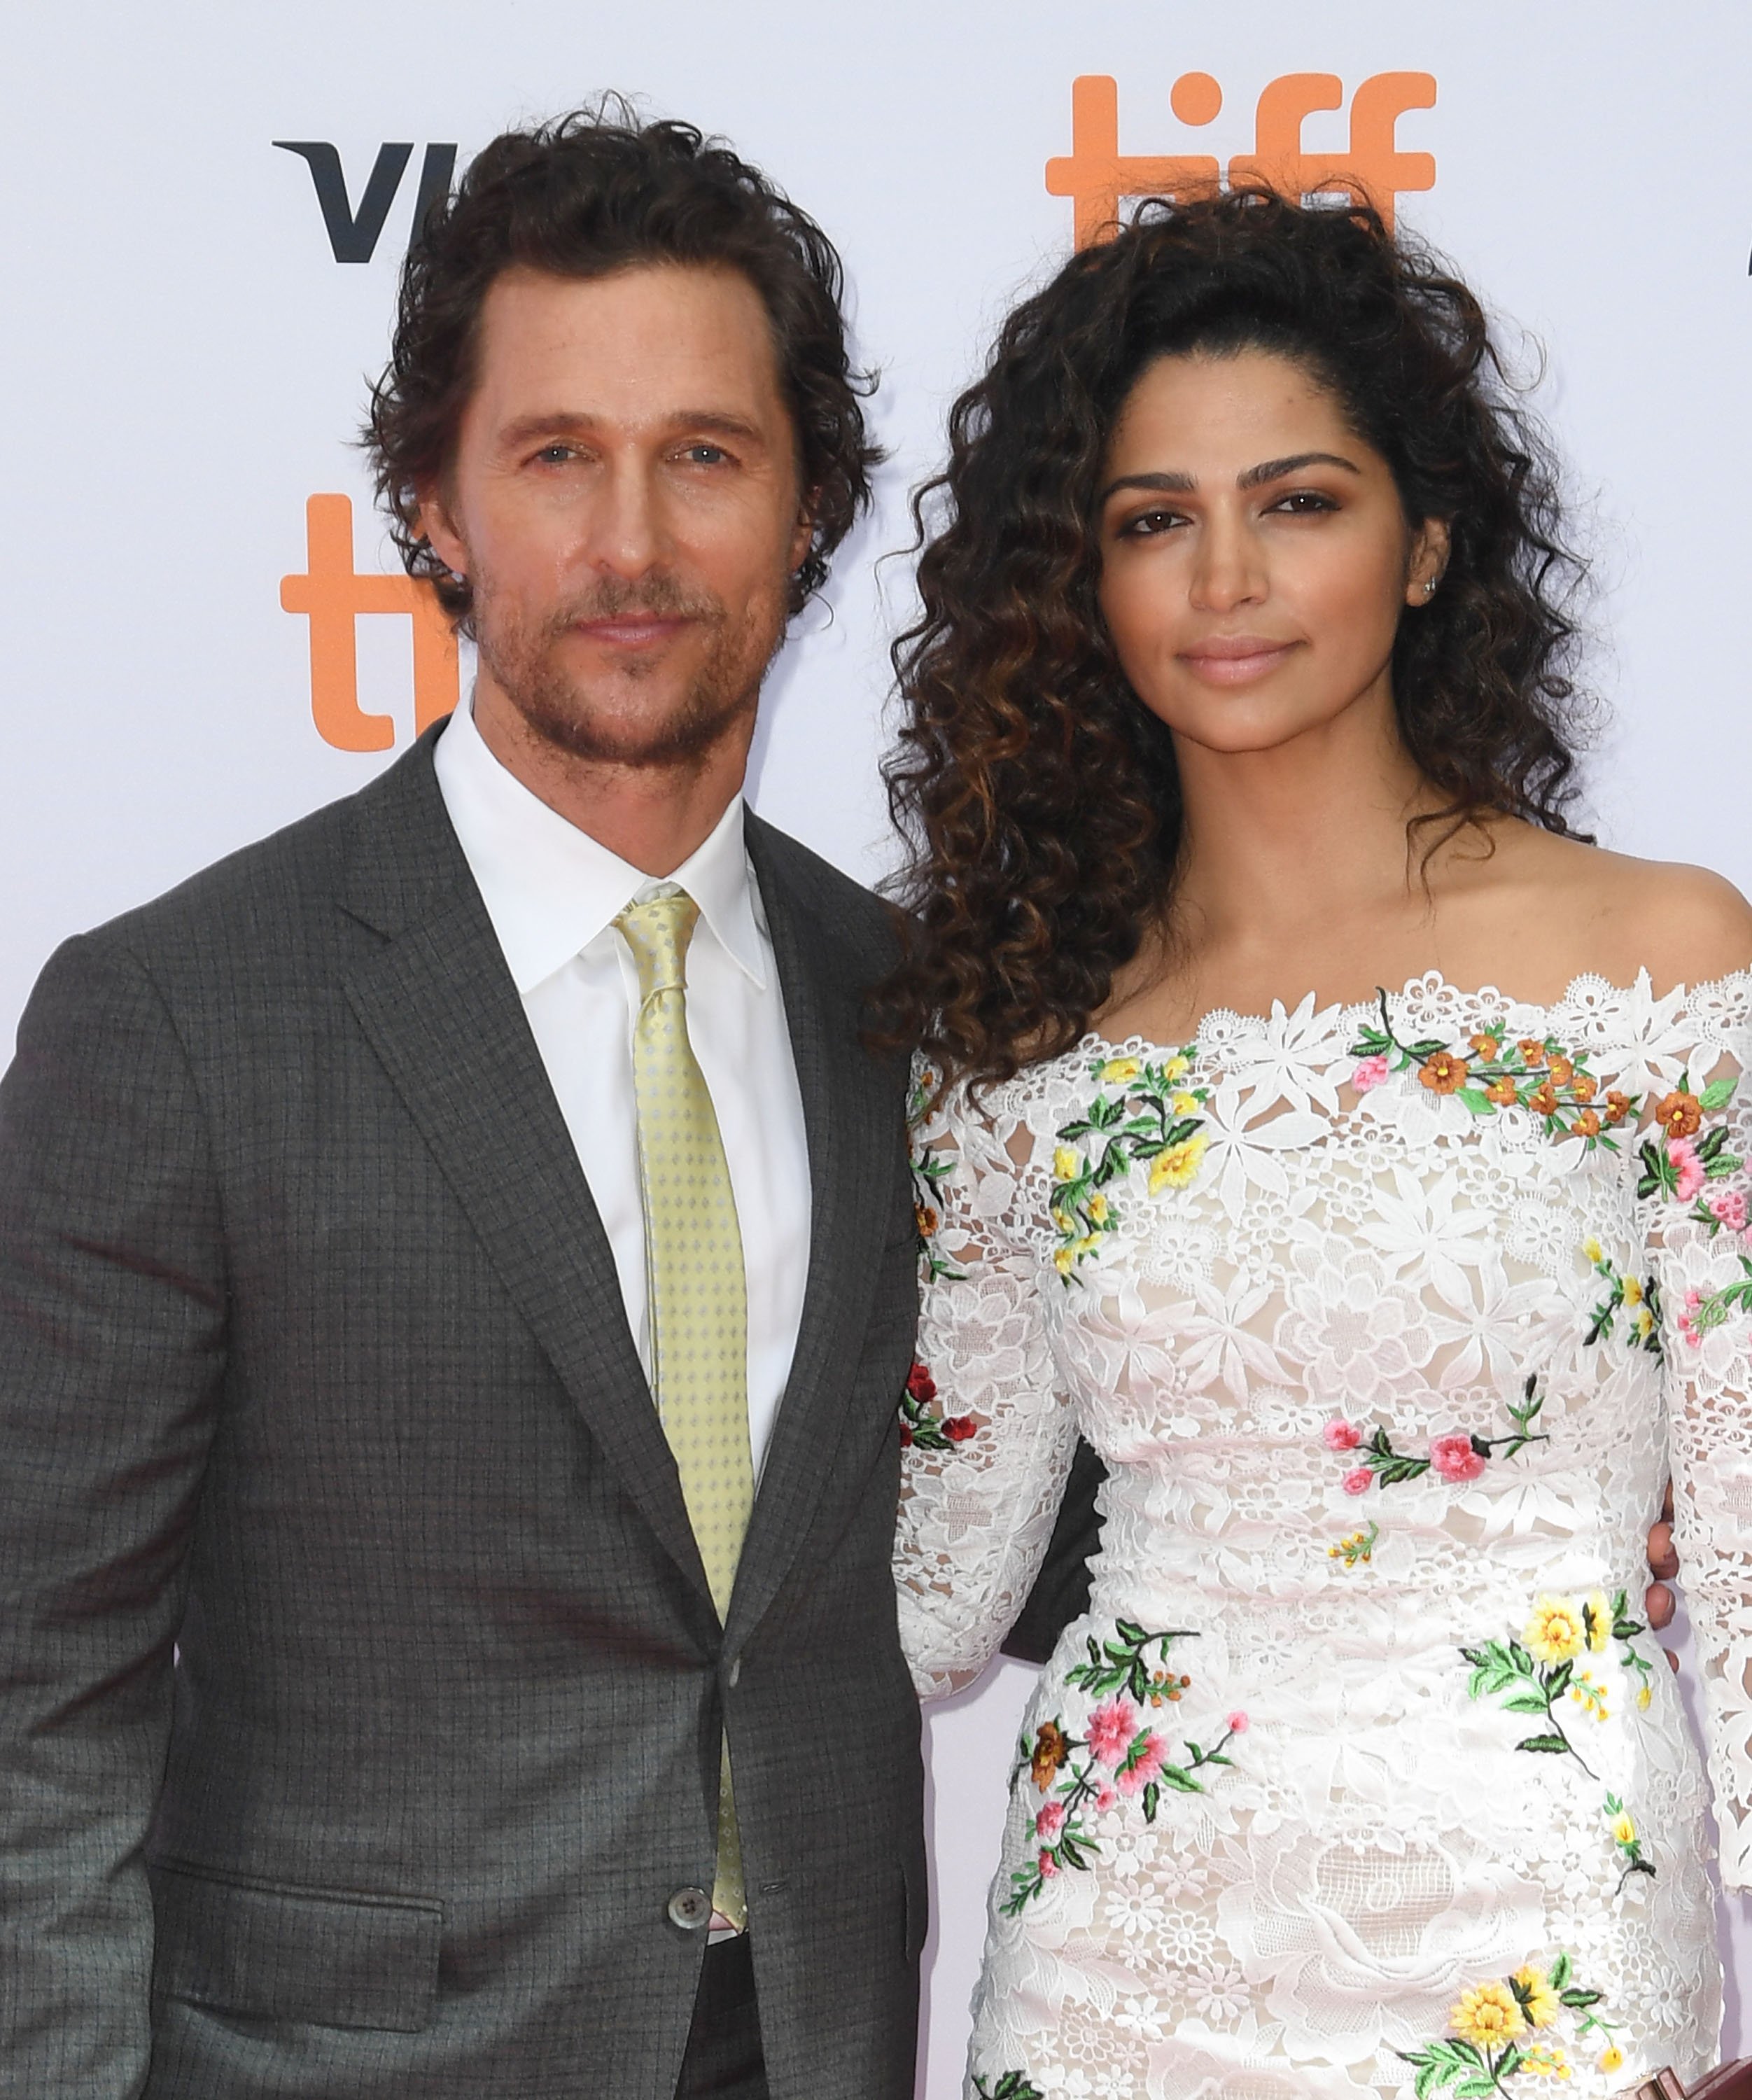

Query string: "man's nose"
[[585, 457, 668, 578]]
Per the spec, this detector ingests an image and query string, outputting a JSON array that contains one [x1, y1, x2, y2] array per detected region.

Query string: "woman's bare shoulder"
[[1498, 830, 1752, 993]]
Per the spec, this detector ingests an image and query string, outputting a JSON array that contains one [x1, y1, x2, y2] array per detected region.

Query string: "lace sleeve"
[[1645, 975, 1752, 1889], [894, 1074, 1079, 1700]]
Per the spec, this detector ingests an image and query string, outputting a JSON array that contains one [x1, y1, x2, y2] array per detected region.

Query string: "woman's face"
[[1095, 347, 1447, 755]]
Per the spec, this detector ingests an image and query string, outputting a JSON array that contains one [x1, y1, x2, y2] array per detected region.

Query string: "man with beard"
[[0, 109, 919, 2100]]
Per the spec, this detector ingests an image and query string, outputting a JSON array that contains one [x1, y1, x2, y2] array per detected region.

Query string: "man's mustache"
[[541, 576, 724, 634]]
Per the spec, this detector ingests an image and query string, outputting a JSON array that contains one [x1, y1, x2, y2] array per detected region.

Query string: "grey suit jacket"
[[0, 729, 926, 2099]]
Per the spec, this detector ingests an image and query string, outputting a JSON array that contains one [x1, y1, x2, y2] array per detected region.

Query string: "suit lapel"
[[727, 818, 899, 1646], [338, 738, 713, 1609]]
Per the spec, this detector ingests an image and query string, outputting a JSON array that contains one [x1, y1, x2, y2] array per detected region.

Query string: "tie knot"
[[615, 885, 701, 1000]]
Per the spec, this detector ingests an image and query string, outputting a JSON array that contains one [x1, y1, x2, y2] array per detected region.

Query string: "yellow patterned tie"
[[615, 885, 752, 1932]]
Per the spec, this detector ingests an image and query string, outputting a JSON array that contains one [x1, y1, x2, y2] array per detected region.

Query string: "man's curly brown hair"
[[363, 101, 880, 630], [880, 188, 1592, 1097]]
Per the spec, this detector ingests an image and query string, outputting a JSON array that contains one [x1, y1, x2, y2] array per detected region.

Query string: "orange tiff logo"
[[281, 494, 458, 751], [1046, 70, 1436, 248]]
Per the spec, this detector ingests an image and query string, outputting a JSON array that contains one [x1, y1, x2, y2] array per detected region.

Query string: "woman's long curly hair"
[[880, 188, 1593, 1098]]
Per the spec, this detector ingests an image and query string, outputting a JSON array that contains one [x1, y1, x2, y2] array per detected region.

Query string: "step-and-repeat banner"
[[7, 3, 1751, 2087]]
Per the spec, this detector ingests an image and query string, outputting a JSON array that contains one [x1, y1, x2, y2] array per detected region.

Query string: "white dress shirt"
[[433, 699, 811, 1477]]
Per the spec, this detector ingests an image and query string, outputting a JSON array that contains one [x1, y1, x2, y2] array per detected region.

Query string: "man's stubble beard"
[[472, 569, 785, 772]]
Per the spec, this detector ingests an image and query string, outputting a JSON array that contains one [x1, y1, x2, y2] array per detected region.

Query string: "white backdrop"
[[7, 4, 1752, 2090]]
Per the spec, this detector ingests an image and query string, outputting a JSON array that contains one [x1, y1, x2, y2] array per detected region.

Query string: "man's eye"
[[534, 444, 575, 465], [682, 444, 729, 465]]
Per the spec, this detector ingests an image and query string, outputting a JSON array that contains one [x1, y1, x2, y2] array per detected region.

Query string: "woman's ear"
[[1406, 517, 1452, 607]]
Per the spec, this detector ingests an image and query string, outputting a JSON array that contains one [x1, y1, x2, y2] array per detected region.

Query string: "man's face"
[[421, 262, 813, 771]]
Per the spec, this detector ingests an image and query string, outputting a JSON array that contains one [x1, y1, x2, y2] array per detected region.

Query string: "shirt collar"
[[433, 698, 767, 996]]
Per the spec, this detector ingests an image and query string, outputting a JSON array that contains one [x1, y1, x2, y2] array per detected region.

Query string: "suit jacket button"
[[727, 1657, 742, 1688], [667, 1886, 712, 1931]]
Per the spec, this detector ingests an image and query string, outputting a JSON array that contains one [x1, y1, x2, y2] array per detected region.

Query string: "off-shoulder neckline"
[[1072, 963, 1752, 1066]]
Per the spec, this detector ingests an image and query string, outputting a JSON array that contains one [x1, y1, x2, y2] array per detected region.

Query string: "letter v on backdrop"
[[274, 139, 458, 262]]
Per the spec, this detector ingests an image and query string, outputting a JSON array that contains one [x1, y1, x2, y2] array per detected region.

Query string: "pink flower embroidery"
[[1114, 1732, 1167, 1797], [1323, 1418, 1361, 1452], [1037, 1850, 1058, 1878], [1709, 1186, 1749, 1232], [1227, 1711, 1250, 1735], [1350, 1054, 1391, 1093], [943, 1416, 978, 1443], [1340, 1466, 1374, 1497], [1086, 1695, 1140, 1768], [1035, 1800, 1066, 1841], [1680, 1287, 1704, 1347], [1669, 1137, 1707, 1204], [1429, 1433, 1487, 1484], [1094, 1784, 1117, 1812]]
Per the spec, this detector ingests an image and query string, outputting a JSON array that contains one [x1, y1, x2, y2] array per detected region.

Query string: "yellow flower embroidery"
[[1586, 1591, 1611, 1653], [1512, 1964, 1561, 2029], [1450, 1980, 1525, 2047], [1523, 2042, 1571, 2078], [1567, 1669, 1609, 1722], [1053, 1145, 1080, 1184], [1637, 1683, 1653, 1710], [1170, 1090, 1199, 1117], [1086, 1192, 1109, 1224], [1099, 1056, 1141, 1085], [1052, 1245, 1074, 1278], [1163, 1055, 1190, 1082], [1620, 1274, 1643, 1308], [1582, 1236, 1604, 1266], [1525, 1594, 1585, 1665], [1610, 1808, 1637, 1847], [1147, 1133, 1208, 1194], [1599, 2044, 1625, 2073]]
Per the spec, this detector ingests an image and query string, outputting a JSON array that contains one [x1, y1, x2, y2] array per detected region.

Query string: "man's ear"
[[417, 485, 469, 580], [789, 491, 819, 578], [1406, 516, 1452, 606]]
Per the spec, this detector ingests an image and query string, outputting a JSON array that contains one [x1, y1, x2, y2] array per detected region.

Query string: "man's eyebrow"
[[496, 408, 770, 449], [1099, 452, 1363, 505]]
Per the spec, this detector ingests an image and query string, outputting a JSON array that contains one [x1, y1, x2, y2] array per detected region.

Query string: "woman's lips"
[[1178, 636, 1299, 686]]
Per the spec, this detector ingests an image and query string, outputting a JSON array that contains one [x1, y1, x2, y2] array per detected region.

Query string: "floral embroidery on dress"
[[973, 2078, 1044, 2100], [1397, 1951, 1620, 2093], [1328, 1520, 1380, 1569], [909, 1068, 964, 1284], [1350, 993, 1634, 1147], [1637, 1074, 1744, 1232], [1582, 1238, 1662, 1356], [1326, 1380, 1546, 1496], [1679, 1257, 1752, 1343], [1049, 1050, 1210, 1281], [1004, 1623, 1244, 1912], [1460, 1590, 1655, 1790], [897, 1359, 975, 1450], [1604, 1793, 1656, 1894]]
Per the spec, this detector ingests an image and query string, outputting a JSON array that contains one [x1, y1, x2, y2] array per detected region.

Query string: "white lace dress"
[[896, 971, 1752, 2099]]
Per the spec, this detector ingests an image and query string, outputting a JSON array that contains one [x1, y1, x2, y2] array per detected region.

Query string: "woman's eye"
[[1273, 489, 1338, 514], [1120, 507, 1184, 538]]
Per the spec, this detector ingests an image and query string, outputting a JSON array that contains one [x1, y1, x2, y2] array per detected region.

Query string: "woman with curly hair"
[[890, 190, 1752, 2096]]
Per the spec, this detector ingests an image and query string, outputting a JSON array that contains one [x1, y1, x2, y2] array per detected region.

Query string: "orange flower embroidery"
[[1571, 1071, 1597, 1104], [1485, 1077, 1520, 1107], [1528, 1081, 1561, 1116], [1471, 1032, 1503, 1059], [1420, 1051, 1469, 1095], [916, 1203, 939, 1239], [1030, 1721, 1070, 1791], [1654, 1090, 1703, 1140], [1575, 1108, 1602, 1138], [1518, 1039, 1549, 1067], [1546, 1055, 1576, 1088], [1604, 1091, 1632, 1127]]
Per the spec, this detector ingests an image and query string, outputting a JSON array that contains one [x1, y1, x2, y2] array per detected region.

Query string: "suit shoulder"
[[85, 792, 358, 964], [746, 816, 899, 968]]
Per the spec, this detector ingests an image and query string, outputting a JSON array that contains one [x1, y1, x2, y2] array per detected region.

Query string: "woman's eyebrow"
[[1100, 451, 1362, 505]]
